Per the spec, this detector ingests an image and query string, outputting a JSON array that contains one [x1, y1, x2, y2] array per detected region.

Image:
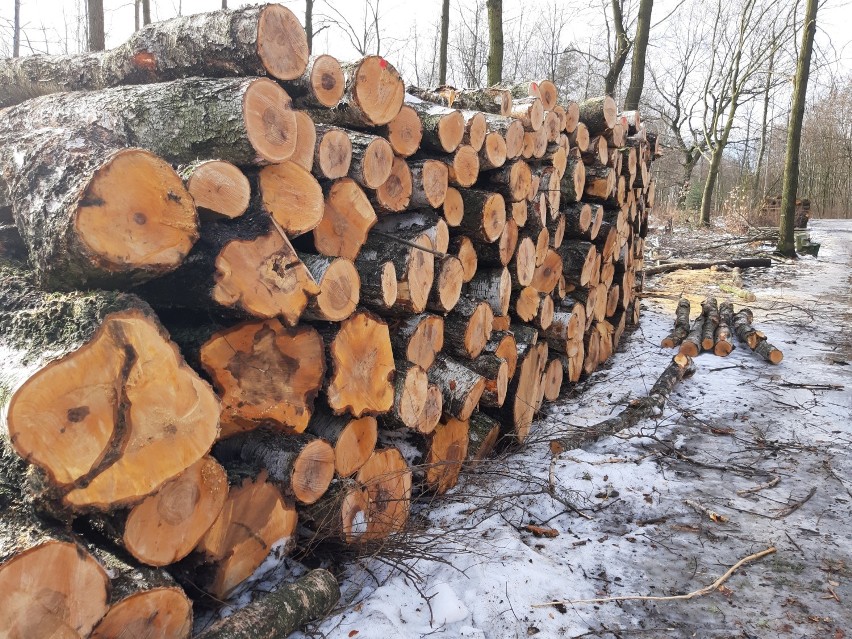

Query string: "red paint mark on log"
[[132, 51, 157, 70], [379, 58, 388, 69]]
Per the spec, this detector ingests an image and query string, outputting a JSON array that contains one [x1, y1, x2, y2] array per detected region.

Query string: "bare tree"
[[604, 0, 631, 96], [623, 0, 652, 109], [752, 46, 775, 203], [778, 0, 818, 255], [222, 0, 228, 8], [323, 0, 383, 57], [87, 0, 105, 51], [486, 0, 503, 86], [451, 1, 488, 88], [306, 0, 314, 52], [142, 0, 151, 26], [13, 0, 21, 57], [439, 0, 450, 85]]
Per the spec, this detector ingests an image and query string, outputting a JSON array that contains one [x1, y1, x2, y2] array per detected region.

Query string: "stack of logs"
[[0, 4, 659, 637], [662, 298, 783, 363]]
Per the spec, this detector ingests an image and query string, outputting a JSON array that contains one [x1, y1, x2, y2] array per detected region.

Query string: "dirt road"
[[292, 219, 852, 639]]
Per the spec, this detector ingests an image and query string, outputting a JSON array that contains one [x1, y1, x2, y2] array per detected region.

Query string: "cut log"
[[560, 155, 586, 203], [462, 110, 488, 151], [513, 286, 541, 323], [479, 131, 508, 170], [701, 297, 720, 351], [382, 361, 432, 433], [406, 99, 465, 153], [467, 352, 510, 408], [286, 53, 345, 109], [583, 135, 609, 165], [543, 110, 563, 143], [181, 160, 250, 220], [257, 161, 324, 236], [445, 145, 481, 187], [578, 95, 617, 135], [291, 111, 317, 172], [643, 257, 773, 276], [563, 100, 580, 133], [583, 164, 616, 203], [425, 418, 470, 494], [348, 131, 395, 189], [355, 448, 412, 540], [456, 189, 507, 243], [483, 160, 533, 202], [409, 159, 450, 209], [476, 218, 518, 267], [360, 225, 435, 314], [562, 203, 593, 236], [511, 97, 545, 131], [120, 456, 227, 567], [0, 512, 110, 638], [193, 470, 297, 599], [0, 4, 309, 109], [427, 354, 486, 421], [355, 257, 397, 311], [660, 297, 689, 348], [214, 430, 335, 506], [427, 256, 465, 313], [1, 265, 219, 512], [497, 341, 548, 442], [443, 297, 494, 360], [508, 235, 537, 289], [324, 311, 395, 417], [450, 235, 479, 282], [484, 114, 526, 159], [568, 121, 590, 152], [312, 124, 353, 180], [443, 186, 465, 226], [300, 479, 370, 544], [753, 340, 784, 364], [466, 267, 511, 316], [715, 301, 735, 356], [199, 319, 324, 436], [390, 313, 445, 370], [371, 156, 413, 213], [135, 208, 319, 326], [299, 254, 360, 322], [467, 413, 501, 462], [531, 249, 563, 294], [542, 308, 585, 353], [0, 124, 198, 290], [380, 104, 423, 157], [679, 314, 705, 358], [551, 354, 696, 453], [306, 407, 378, 477], [559, 240, 597, 287], [543, 358, 564, 401], [312, 178, 377, 260], [408, 86, 512, 116], [339, 56, 405, 126], [195, 569, 339, 639], [424, 384, 444, 434]]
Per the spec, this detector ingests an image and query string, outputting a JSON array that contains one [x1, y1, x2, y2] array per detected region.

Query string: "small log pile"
[[661, 298, 783, 363], [0, 4, 660, 637]]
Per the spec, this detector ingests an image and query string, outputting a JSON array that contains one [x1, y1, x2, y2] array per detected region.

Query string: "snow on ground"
[[287, 220, 852, 639]]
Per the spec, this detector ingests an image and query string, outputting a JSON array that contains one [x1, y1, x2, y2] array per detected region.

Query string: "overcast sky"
[[2, 0, 851, 89]]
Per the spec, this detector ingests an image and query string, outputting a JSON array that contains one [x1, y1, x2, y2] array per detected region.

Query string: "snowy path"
[[299, 219, 852, 639]]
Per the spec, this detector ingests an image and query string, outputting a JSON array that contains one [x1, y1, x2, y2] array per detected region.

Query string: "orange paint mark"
[[132, 51, 157, 71]]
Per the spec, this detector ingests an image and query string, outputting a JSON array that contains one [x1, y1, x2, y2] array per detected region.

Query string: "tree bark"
[[778, 0, 817, 257], [439, 0, 450, 85], [623, 0, 652, 111], [661, 298, 690, 348], [0, 4, 309, 108], [486, 0, 504, 86], [604, 0, 630, 97]]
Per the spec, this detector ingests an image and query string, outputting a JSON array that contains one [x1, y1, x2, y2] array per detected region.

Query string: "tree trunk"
[[12, 0, 21, 57], [700, 297, 719, 351], [486, 0, 503, 86], [407, 100, 465, 153], [439, 0, 450, 85], [715, 301, 734, 356], [604, 0, 629, 97], [623, 0, 652, 111], [778, 0, 817, 257], [456, 189, 507, 243], [87, 0, 106, 51], [0, 261, 219, 514], [493, 341, 547, 442], [579, 95, 618, 135], [141, 0, 150, 25], [305, 0, 314, 53], [0, 5, 309, 108], [442, 297, 494, 360]]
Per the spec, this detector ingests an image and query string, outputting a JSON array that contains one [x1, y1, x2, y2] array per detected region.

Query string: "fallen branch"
[[550, 354, 696, 455], [533, 547, 776, 607], [772, 486, 816, 519], [736, 475, 780, 496], [644, 257, 772, 276]]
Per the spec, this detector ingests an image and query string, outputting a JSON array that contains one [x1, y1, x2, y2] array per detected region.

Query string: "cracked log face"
[[0, 541, 110, 639], [7, 308, 220, 510], [313, 178, 377, 260], [196, 471, 297, 599], [355, 448, 412, 540], [200, 319, 325, 437], [242, 78, 299, 163], [255, 4, 310, 81], [75, 148, 198, 284], [123, 456, 227, 567], [326, 312, 395, 418], [89, 587, 192, 639]]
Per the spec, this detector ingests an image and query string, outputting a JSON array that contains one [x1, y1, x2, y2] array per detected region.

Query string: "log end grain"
[[307, 54, 345, 107], [256, 4, 311, 81], [90, 588, 192, 639], [184, 160, 250, 219], [356, 449, 412, 540], [242, 78, 298, 162], [350, 56, 405, 126], [259, 161, 324, 236], [385, 104, 423, 157]]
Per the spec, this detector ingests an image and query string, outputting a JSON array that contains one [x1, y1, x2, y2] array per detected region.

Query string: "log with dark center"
[[356, 448, 412, 540], [213, 430, 335, 505], [531, 249, 563, 295], [661, 298, 691, 348], [306, 406, 378, 477], [135, 207, 319, 326], [191, 469, 298, 599], [180, 160, 250, 220], [286, 54, 345, 109], [0, 262, 220, 513], [323, 311, 395, 418], [380, 104, 423, 157], [390, 313, 445, 371], [551, 354, 696, 454], [312, 178, 377, 260], [427, 354, 486, 421], [196, 569, 339, 639], [0, 4, 309, 108], [543, 358, 564, 401]]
